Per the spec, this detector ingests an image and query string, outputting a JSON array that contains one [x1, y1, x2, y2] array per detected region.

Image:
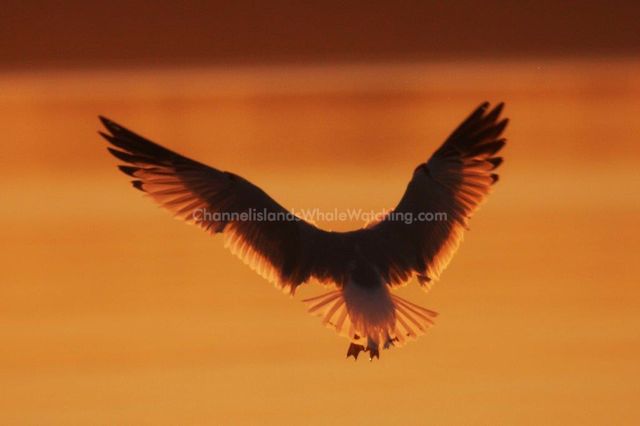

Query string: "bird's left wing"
[[99, 117, 333, 294]]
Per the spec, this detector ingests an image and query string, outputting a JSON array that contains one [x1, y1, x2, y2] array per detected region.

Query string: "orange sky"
[[2, 60, 639, 424]]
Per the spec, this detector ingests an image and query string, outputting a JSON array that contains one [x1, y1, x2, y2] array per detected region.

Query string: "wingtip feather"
[[98, 115, 115, 131], [131, 180, 145, 191], [487, 157, 504, 169], [107, 147, 135, 163], [118, 165, 139, 176]]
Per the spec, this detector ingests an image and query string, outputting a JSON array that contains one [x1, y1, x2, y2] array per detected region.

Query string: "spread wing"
[[356, 102, 507, 290], [100, 101, 506, 295], [99, 117, 337, 294]]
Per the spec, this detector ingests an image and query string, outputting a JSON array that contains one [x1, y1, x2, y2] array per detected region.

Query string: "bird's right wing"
[[99, 117, 340, 294], [356, 102, 507, 289]]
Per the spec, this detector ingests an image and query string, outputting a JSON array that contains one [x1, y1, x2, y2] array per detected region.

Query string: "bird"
[[99, 101, 507, 360]]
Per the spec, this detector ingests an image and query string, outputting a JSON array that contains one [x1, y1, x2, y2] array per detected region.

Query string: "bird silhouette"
[[99, 102, 507, 360]]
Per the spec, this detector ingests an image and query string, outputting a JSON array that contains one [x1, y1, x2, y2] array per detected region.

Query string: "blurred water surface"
[[1, 61, 639, 425]]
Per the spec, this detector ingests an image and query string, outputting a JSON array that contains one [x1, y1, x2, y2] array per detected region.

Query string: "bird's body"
[[99, 102, 507, 360]]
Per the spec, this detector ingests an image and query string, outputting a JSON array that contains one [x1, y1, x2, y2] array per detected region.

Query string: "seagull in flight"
[[99, 102, 507, 360]]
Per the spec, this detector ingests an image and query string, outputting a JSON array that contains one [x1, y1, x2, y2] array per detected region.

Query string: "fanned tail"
[[303, 289, 438, 359], [390, 294, 438, 345], [303, 290, 357, 341]]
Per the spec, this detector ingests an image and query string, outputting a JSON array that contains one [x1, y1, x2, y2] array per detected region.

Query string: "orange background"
[[2, 3, 640, 424], [2, 61, 639, 424]]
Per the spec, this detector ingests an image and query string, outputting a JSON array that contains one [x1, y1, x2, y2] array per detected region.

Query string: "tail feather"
[[303, 290, 357, 341], [305, 291, 342, 314], [393, 295, 438, 320], [303, 289, 438, 350]]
